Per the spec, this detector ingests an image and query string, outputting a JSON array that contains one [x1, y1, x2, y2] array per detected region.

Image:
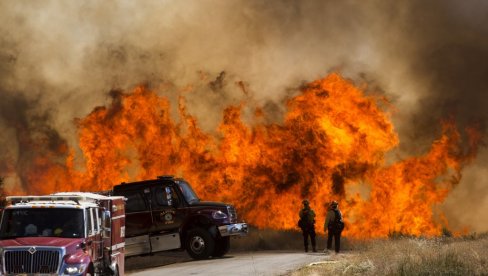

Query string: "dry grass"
[[229, 227, 488, 275], [291, 233, 488, 276], [230, 226, 355, 252]]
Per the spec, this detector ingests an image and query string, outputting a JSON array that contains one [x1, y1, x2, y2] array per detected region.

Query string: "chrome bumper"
[[218, 223, 248, 237]]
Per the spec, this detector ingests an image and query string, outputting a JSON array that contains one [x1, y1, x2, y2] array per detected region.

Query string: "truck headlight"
[[64, 264, 87, 274], [212, 210, 228, 219]]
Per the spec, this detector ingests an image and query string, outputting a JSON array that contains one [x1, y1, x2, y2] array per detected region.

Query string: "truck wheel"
[[213, 236, 230, 257], [186, 227, 215, 260]]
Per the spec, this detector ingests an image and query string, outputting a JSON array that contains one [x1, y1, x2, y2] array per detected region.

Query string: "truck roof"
[[6, 201, 90, 209], [6, 192, 125, 209], [113, 175, 177, 191], [53, 192, 125, 200]]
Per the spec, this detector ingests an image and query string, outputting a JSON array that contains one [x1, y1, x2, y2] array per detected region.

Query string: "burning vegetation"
[[2, 73, 481, 238]]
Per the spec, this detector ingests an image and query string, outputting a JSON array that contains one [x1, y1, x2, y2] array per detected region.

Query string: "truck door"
[[119, 190, 152, 237], [87, 207, 103, 265], [85, 208, 95, 261], [150, 184, 185, 233]]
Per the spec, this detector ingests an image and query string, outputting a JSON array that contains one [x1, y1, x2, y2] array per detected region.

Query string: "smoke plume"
[[0, 0, 487, 231]]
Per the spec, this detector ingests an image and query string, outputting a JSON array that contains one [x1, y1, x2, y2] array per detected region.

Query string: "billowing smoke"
[[0, 0, 487, 231]]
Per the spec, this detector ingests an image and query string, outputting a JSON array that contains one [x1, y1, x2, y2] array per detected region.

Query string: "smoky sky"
[[0, 0, 487, 231]]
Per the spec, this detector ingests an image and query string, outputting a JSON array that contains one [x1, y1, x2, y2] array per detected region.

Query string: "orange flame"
[[8, 73, 481, 237]]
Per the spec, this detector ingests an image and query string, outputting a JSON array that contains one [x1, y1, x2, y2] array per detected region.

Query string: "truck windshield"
[[0, 208, 84, 239], [177, 181, 200, 204]]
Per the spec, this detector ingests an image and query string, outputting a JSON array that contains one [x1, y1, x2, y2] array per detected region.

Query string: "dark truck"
[[111, 175, 248, 259]]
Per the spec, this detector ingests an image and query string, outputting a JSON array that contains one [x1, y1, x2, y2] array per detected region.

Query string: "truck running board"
[[126, 233, 181, 257]]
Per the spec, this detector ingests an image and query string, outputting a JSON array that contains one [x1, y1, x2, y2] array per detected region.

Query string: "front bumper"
[[218, 223, 248, 237]]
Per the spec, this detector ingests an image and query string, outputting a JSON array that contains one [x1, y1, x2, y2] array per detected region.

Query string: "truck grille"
[[4, 248, 62, 274], [227, 206, 237, 223]]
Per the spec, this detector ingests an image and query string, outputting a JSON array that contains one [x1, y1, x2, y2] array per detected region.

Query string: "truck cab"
[[112, 175, 247, 259], [0, 193, 125, 276]]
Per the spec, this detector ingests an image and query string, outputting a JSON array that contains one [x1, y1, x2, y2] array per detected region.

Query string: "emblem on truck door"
[[165, 213, 173, 221], [161, 210, 176, 224]]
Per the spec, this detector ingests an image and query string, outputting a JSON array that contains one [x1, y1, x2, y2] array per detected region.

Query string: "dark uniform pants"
[[327, 228, 341, 253], [302, 226, 316, 252]]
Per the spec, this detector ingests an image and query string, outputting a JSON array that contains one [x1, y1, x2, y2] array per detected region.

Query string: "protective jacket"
[[298, 207, 316, 229], [324, 207, 344, 232]]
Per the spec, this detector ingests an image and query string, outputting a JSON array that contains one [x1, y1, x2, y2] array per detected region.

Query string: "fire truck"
[[0, 192, 125, 276], [111, 176, 248, 260]]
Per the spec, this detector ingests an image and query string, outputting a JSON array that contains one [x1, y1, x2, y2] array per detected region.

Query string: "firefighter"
[[324, 200, 344, 253], [298, 199, 317, 252]]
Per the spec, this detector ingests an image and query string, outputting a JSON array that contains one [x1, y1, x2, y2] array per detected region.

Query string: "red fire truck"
[[0, 192, 125, 276]]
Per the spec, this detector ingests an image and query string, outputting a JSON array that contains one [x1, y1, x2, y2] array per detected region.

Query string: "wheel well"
[[181, 215, 216, 242], [86, 262, 94, 275]]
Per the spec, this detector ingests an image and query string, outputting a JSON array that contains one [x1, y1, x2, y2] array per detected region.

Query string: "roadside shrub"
[[441, 227, 453, 238], [388, 231, 415, 239]]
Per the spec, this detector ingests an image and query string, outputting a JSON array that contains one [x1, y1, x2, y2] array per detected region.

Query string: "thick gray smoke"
[[0, 0, 487, 231]]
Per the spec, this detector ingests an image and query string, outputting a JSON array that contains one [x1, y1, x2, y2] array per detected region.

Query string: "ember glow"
[[12, 73, 481, 238]]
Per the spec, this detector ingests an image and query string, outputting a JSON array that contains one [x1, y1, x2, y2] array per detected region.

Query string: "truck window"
[[176, 181, 200, 204], [96, 207, 102, 234], [151, 185, 180, 208], [86, 208, 94, 236], [91, 208, 100, 234], [153, 186, 167, 206], [0, 208, 84, 238], [124, 192, 146, 213]]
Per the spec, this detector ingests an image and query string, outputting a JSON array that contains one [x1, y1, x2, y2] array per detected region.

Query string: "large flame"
[[7, 73, 481, 237]]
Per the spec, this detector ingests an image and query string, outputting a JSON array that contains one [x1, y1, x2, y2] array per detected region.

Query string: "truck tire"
[[186, 227, 215, 260], [85, 266, 93, 276], [213, 236, 230, 257]]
